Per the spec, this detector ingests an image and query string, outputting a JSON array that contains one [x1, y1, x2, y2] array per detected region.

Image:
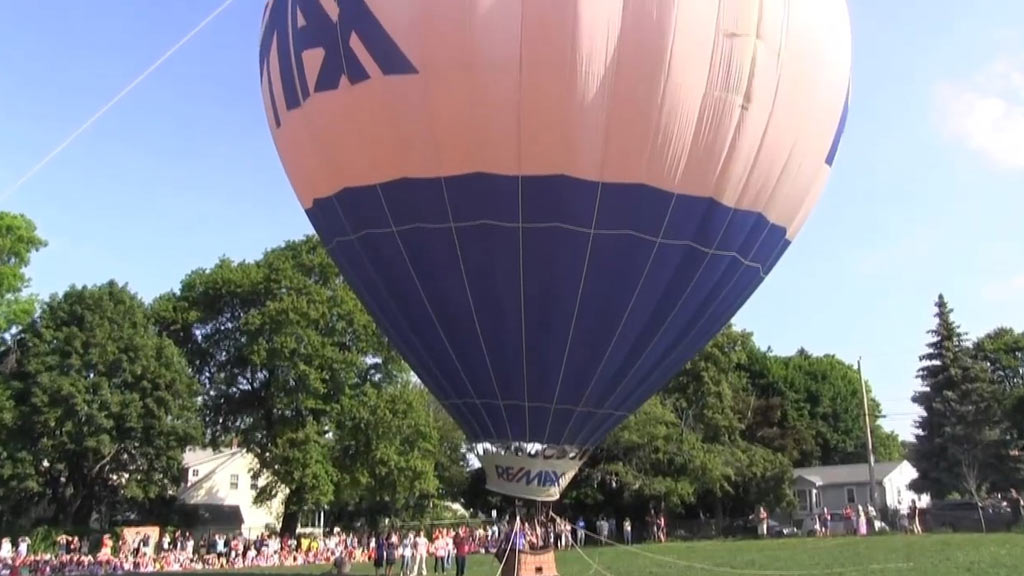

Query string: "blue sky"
[[2, 1, 1022, 440]]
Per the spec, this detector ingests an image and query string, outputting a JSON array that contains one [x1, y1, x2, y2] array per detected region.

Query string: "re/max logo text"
[[259, 0, 419, 127], [494, 465, 567, 488]]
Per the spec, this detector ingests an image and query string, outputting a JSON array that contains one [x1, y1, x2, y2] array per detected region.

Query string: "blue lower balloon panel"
[[306, 173, 790, 447]]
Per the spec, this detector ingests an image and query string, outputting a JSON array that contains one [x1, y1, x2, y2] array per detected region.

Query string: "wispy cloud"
[[982, 272, 1024, 302], [936, 57, 1024, 169]]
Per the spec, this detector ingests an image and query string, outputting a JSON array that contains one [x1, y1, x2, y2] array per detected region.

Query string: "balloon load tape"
[[478, 447, 588, 502]]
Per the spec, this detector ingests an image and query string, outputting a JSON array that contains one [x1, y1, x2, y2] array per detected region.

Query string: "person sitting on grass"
[[333, 546, 352, 576]]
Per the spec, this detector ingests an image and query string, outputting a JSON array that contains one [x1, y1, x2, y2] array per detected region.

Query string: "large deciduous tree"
[[0, 212, 47, 529], [972, 327, 1024, 482], [739, 349, 818, 465], [3, 281, 200, 529], [741, 347, 902, 468], [332, 382, 466, 524], [0, 212, 47, 338], [972, 327, 1024, 393], [771, 350, 902, 466], [571, 395, 698, 513], [665, 326, 781, 522], [152, 236, 418, 534]]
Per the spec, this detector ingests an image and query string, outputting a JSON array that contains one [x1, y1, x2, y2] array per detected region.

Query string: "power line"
[[0, 0, 237, 204]]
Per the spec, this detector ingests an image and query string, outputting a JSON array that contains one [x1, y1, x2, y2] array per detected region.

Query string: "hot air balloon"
[[260, 0, 850, 506]]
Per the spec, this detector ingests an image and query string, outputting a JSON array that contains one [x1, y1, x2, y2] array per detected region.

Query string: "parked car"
[[722, 517, 799, 539], [926, 499, 1014, 532]]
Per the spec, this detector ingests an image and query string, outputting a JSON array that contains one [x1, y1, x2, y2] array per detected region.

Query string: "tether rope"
[[548, 512, 914, 575], [492, 516, 521, 576]]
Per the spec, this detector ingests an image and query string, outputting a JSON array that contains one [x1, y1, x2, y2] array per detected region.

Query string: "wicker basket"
[[500, 548, 559, 576]]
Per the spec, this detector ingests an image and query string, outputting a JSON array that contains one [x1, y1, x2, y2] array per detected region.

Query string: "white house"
[[177, 446, 286, 537], [786, 460, 930, 527]]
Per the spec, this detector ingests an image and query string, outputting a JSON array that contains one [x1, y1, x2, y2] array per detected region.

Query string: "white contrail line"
[[0, 0, 237, 203]]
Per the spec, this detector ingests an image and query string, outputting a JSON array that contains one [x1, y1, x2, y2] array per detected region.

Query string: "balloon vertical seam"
[[542, 0, 629, 447]]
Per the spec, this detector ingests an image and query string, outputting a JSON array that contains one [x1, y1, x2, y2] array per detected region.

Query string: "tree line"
[[1, 210, 961, 536]]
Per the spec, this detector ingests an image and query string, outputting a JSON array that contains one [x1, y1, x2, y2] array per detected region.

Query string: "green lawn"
[[220, 534, 1024, 576]]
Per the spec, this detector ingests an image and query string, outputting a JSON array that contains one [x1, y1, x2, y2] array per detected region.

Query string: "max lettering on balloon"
[[259, 0, 419, 128], [493, 465, 568, 489]]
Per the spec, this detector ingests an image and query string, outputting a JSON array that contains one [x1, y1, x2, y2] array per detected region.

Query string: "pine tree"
[[910, 294, 961, 497], [910, 294, 1006, 502]]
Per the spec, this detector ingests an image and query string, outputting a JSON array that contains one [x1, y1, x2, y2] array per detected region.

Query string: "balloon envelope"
[[261, 0, 850, 494]]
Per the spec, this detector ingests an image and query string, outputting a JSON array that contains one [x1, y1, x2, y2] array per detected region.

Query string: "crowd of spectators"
[[0, 509, 659, 576], [0, 525, 505, 576]]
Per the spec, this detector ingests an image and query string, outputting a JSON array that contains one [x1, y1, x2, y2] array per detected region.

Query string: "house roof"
[[183, 447, 238, 468], [178, 449, 246, 499], [792, 461, 904, 486]]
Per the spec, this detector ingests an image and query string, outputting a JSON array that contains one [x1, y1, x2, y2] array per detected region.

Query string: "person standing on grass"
[[413, 530, 429, 576], [1009, 489, 1024, 529], [15, 536, 30, 562], [432, 531, 447, 575], [856, 505, 867, 536], [623, 517, 632, 546], [453, 527, 469, 576], [756, 506, 769, 539], [445, 529, 454, 571], [386, 531, 399, 576], [575, 517, 586, 547], [401, 532, 414, 576], [909, 499, 921, 534], [1, 537, 12, 562], [374, 532, 386, 576]]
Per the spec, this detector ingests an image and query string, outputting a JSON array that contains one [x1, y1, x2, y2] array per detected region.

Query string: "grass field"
[[224, 534, 1024, 576]]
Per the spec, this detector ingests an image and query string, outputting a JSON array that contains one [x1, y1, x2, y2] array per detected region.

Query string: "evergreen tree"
[[911, 294, 961, 497], [910, 294, 1006, 500]]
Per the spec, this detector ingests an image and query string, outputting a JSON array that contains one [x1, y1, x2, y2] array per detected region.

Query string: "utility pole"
[[858, 357, 878, 508]]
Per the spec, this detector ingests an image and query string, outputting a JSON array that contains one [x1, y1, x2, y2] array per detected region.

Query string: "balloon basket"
[[502, 548, 559, 576]]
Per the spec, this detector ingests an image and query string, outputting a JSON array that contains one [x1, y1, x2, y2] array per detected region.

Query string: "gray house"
[[785, 460, 930, 527]]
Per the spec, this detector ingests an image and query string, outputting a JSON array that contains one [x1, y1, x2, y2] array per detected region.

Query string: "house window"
[[813, 490, 821, 510], [796, 489, 809, 512], [299, 509, 324, 529], [250, 476, 259, 491], [845, 486, 857, 504], [229, 474, 239, 490], [191, 469, 199, 478]]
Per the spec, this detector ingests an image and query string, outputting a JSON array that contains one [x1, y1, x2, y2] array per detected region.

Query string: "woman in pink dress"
[[98, 534, 114, 562], [856, 505, 867, 536]]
